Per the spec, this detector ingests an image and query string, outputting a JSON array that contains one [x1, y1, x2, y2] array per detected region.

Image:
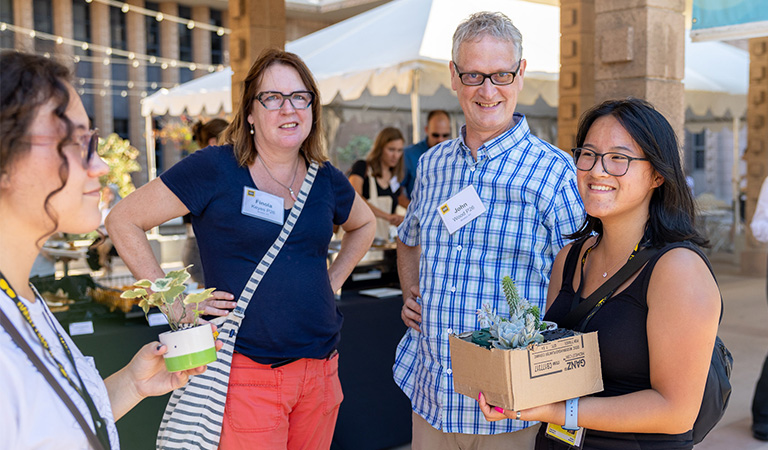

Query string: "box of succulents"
[[450, 276, 603, 411]]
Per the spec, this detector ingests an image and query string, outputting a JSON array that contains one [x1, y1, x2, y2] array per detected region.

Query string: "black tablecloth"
[[60, 290, 412, 450]]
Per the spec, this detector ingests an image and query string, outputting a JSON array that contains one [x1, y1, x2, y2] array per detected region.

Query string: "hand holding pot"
[[105, 324, 224, 420]]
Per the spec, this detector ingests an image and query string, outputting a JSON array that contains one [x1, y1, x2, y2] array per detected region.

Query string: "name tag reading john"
[[242, 187, 284, 225], [437, 185, 486, 234]]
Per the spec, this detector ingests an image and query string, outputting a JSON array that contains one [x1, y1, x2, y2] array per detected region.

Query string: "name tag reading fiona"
[[241, 187, 284, 225], [437, 185, 486, 234]]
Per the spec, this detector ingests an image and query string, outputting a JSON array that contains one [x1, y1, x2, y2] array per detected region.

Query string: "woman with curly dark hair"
[[0, 51, 221, 449]]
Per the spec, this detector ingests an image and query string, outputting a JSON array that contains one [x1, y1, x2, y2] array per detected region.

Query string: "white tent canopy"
[[139, 0, 749, 175]]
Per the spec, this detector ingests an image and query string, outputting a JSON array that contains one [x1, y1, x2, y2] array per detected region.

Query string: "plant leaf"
[[120, 288, 147, 299], [150, 277, 173, 292], [162, 285, 186, 303], [166, 265, 192, 285], [183, 288, 216, 305]]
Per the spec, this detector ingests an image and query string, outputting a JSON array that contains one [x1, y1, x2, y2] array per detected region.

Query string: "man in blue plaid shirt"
[[394, 11, 585, 449]]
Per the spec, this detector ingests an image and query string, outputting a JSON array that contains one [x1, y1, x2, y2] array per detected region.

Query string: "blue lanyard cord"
[[0, 274, 112, 450]]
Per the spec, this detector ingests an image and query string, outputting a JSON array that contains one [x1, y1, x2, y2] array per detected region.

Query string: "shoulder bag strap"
[[0, 307, 106, 450], [560, 246, 659, 330], [229, 161, 319, 323]]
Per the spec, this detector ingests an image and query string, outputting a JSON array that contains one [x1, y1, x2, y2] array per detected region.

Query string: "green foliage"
[[97, 133, 140, 198], [120, 265, 214, 331], [336, 135, 372, 166], [502, 275, 521, 316]]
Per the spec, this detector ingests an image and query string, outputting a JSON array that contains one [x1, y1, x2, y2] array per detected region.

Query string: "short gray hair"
[[451, 11, 523, 64]]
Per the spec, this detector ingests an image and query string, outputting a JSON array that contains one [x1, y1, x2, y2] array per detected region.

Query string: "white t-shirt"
[[0, 289, 120, 449]]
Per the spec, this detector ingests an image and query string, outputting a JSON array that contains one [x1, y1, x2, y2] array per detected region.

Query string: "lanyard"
[[571, 238, 641, 331], [0, 272, 112, 450]]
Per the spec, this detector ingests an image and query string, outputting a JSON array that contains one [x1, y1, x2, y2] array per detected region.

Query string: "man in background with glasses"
[[394, 11, 585, 449], [400, 109, 452, 205]]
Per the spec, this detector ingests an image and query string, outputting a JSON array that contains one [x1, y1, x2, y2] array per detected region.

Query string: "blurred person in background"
[[348, 126, 405, 241], [400, 110, 452, 204]]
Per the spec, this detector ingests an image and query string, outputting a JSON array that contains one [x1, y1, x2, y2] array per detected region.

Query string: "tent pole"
[[410, 70, 421, 144], [145, 114, 157, 182], [733, 116, 741, 235]]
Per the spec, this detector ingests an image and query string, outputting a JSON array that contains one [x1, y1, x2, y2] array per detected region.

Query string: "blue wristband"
[[563, 398, 579, 430]]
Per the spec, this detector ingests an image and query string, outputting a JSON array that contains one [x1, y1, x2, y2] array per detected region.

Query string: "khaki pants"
[[412, 412, 540, 450]]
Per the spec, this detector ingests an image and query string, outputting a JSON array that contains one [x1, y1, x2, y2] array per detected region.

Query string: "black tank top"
[[536, 239, 694, 450]]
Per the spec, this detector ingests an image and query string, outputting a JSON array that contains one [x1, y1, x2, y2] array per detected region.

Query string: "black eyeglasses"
[[256, 91, 315, 110], [452, 59, 522, 86], [29, 129, 99, 168], [430, 133, 450, 139], [572, 147, 649, 177]]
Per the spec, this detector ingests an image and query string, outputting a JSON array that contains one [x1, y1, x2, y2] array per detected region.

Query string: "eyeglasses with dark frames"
[[452, 59, 522, 86], [572, 147, 649, 177], [28, 129, 99, 169], [256, 91, 315, 110]]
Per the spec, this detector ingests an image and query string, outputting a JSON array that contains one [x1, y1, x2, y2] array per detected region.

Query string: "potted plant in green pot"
[[121, 266, 217, 372]]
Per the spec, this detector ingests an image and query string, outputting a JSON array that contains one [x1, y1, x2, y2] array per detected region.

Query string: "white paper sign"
[[241, 187, 284, 225], [437, 185, 487, 234], [147, 312, 167, 327], [68, 321, 94, 336]]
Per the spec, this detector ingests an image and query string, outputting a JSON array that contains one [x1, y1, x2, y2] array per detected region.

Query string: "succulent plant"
[[475, 277, 545, 350], [120, 265, 215, 331]]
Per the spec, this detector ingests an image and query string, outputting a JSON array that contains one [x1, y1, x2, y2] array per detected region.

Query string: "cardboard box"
[[449, 331, 603, 411]]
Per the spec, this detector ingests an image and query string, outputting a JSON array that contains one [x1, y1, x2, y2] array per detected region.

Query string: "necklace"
[[257, 153, 300, 201], [597, 244, 639, 278]]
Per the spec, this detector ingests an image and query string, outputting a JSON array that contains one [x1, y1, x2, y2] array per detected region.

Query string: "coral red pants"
[[218, 352, 343, 450]]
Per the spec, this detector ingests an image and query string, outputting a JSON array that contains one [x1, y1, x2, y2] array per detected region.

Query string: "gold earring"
[[249, 123, 255, 135]]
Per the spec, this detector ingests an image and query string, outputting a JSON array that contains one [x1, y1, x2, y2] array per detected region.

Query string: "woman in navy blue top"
[[477, 99, 721, 449], [108, 49, 375, 449]]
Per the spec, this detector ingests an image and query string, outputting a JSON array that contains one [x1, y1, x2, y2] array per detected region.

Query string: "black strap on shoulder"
[[560, 238, 589, 291], [0, 307, 106, 450], [560, 245, 659, 330]]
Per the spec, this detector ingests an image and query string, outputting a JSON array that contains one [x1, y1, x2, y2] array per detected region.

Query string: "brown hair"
[[0, 51, 75, 241], [192, 118, 228, 148], [366, 127, 404, 179], [221, 49, 327, 166]]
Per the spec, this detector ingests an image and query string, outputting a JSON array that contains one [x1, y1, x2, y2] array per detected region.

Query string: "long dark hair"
[[567, 98, 708, 248], [0, 51, 75, 241]]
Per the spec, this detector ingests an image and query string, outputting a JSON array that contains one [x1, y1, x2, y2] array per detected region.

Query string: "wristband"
[[563, 398, 579, 430]]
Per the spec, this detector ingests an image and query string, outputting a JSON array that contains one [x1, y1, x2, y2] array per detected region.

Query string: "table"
[[59, 289, 412, 450]]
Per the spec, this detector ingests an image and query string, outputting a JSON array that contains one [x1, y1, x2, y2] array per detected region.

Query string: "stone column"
[[90, 0, 113, 135], [52, 0, 74, 69], [228, 0, 285, 111], [13, 0, 33, 51], [558, 0, 595, 151], [159, 2, 180, 86], [741, 37, 768, 275], [594, 0, 685, 141], [192, 5, 211, 79], [126, 0, 148, 186]]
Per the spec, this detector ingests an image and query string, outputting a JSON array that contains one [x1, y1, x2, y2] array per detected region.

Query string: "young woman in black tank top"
[[476, 99, 721, 449]]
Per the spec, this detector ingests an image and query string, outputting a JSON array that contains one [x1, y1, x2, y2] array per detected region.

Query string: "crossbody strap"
[[560, 245, 659, 330], [0, 307, 106, 450], [229, 161, 319, 323]]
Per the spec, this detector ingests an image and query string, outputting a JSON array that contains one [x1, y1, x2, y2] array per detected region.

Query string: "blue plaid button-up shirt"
[[394, 114, 585, 434]]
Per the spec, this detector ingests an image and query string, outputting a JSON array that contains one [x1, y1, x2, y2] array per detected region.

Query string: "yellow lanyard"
[[0, 274, 111, 450]]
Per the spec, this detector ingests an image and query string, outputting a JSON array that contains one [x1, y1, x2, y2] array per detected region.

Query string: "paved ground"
[[68, 251, 768, 449]]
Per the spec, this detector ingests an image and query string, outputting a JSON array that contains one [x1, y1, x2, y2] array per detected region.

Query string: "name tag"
[[241, 187, 284, 225], [389, 177, 400, 193], [437, 185, 486, 234]]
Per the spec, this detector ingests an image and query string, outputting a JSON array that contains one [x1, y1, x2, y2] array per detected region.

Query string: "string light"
[[0, 22, 227, 72], [86, 0, 230, 35]]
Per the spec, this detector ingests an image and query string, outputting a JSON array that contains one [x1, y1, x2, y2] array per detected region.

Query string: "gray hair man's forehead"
[[451, 11, 523, 63]]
